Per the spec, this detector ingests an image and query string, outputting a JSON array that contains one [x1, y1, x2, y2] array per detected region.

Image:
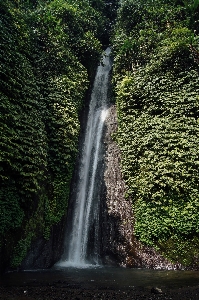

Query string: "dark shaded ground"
[[1, 258, 199, 300], [1, 281, 199, 300]]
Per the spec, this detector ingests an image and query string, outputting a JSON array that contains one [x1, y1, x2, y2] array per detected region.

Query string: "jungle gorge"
[[0, 0, 199, 272]]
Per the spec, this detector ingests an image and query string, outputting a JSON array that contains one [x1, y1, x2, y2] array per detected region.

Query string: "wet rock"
[[102, 104, 182, 270], [21, 217, 66, 269], [151, 287, 163, 294]]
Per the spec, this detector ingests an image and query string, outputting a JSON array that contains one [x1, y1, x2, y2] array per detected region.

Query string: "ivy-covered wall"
[[2, 0, 198, 271], [0, 0, 109, 270], [112, 0, 199, 266]]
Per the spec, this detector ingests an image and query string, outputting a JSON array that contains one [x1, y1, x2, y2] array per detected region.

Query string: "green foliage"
[[42, 0, 105, 69], [159, 236, 199, 266], [0, 0, 106, 269], [10, 233, 33, 268], [113, 0, 199, 265], [112, 0, 197, 79], [10, 191, 46, 267], [0, 184, 24, 244]]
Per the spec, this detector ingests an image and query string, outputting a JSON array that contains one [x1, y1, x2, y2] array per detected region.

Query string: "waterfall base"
[[55, 261, 99, 269]]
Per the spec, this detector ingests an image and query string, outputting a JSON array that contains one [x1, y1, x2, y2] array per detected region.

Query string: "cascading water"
[[57, 48, 112, 268]]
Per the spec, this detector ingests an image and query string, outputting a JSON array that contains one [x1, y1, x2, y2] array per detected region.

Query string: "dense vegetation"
[[1, 0, 199, 270], [0, 0, 111, 269], [112, 0, 199, 266]]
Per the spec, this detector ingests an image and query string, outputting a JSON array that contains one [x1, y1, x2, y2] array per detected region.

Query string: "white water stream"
[[57, 48, 112, 267]]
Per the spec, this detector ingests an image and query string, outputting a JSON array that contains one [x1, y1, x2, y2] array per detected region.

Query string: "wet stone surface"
[[102, 104, 182, 270], [1, 267, 199, 300], [1, 282, 199, 300]]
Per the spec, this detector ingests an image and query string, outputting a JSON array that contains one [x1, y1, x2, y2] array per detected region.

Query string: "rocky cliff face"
[[102, 104, 182, 269], [20, 95, 182, 271], [20, 217, 66, 270]]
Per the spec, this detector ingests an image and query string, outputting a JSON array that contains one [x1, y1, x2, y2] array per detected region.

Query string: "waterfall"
[[57, 48, 112, 268]]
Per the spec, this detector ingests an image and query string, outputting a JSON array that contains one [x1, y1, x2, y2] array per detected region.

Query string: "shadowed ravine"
[[1, 48, 199, 300], [55, 48, 182, 270]]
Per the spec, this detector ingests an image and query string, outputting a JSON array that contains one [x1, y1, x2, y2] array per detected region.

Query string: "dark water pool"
[[1, 266, 199, 290]]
